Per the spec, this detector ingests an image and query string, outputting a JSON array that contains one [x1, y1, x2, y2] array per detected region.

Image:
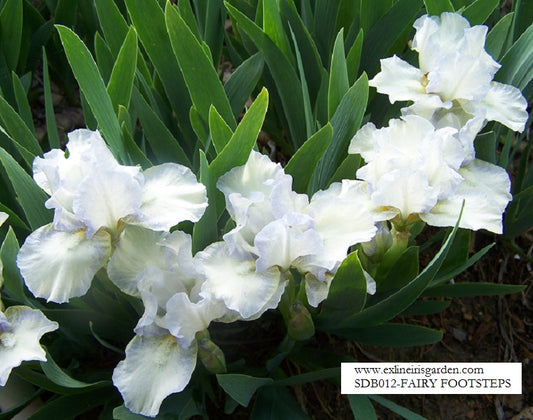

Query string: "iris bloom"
[[17, 129, 207, 303], [349, 115, 512, 233], [370, 12, 528, 139], [1, 214, 58, 386], [0, 306, 58, 386], [196, 151, 379, 310], [110, 228, 227, 416]]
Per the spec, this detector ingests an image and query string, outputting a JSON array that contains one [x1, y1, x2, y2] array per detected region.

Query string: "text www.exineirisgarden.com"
[[341, 363, 522, 394]]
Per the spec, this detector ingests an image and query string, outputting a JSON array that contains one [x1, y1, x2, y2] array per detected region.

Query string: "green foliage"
[[0, 94, 41, 167], [423, 0, 454, 15], [1, 227, 33, 306], [107, 27, 138, 114], [56, 25, 125, 161], [251, 387, 309, 419], [0, 147, 51, 229], [125, 0, 195, 148], [316, 251, 367, 330], [349, 395, 377, 420], [285, 123, 332, 194], [216, 374, 273, 407], [209, 88, 269, 182], [330, 223, 461, 330], [166, 2, 236, 134], [462, 0, 499, 25]]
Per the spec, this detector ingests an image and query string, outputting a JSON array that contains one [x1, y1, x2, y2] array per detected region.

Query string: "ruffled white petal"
[[17, 225, 111, 303], [107, 226, 175, 296], [218, 151, 294, 258], [349, 122, 378, 160], [217, 150, 287, 216], [112, 333, 197, 417], [0, 306, 58, 386], [165, 293, 227, 348], [376, 13, 524, 132], [373, 169, 439, 220], [269, 177, 309, 219], [433, 113, 484, 165], [195, 242, 285, 319], [65, 129, 121, 169], [133, 163, 208, 231], [413, 13, 471, 73], [426, 51, 493, 102], [157, 231, 198, 289], [134, 266, 189, 335], [421, 159, 512, 233], [73, 169, 143, 238], [33, 130, 117, 195], [351, 116, 467, 222], [254, 214, 322, 272], [308, 180, 377, 263], [369, 56, 427, 103], [33, 130, 143, 233], [33, 149, 64, 196], [412, 14, 441, 64], [464, 82, 529, 132]]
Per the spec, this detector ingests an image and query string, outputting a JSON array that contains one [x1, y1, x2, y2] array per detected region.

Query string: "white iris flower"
[[1, 214, 58, 387], [17, 129, 208, 303], [0, 306, 58, 386], [370, 12, 528, 135], [349, 115, 512, 233], [197, 151, 378, 310], [111, 228, 226, 417]]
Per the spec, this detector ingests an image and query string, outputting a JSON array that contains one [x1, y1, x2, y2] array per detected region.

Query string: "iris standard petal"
[[254, 214, 322, 272], [217, 150, 286, 210], [73, 169, 143, 238], [372, 169, 440, 220]]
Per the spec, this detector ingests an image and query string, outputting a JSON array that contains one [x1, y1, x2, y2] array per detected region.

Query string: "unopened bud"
[[287, 301, 315, 341], [198, 337, 227, 374]]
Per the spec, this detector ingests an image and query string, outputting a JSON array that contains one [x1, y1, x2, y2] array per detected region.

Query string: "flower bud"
[[287, 301, 315, 341], [198, 337, 227, 374]]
